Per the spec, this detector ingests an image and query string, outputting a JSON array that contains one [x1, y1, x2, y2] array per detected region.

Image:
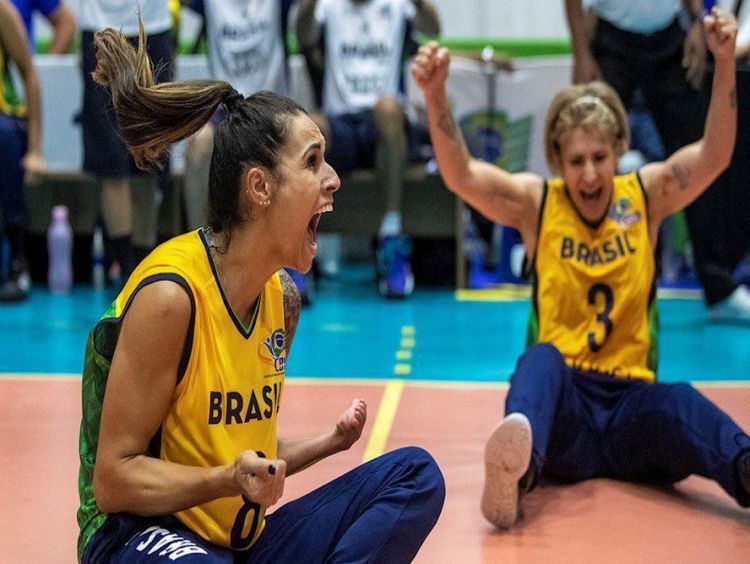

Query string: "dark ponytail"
[[92, 20, 235, 169], [95, 19, 309, 243]]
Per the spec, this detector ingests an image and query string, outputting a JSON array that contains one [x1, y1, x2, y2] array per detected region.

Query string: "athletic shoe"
[[481, 412, 533, 530], [285, 268, 312, 306], [708, 285, 750, 323], [376, 234, 414, 298], [0, 264, 30, 303]]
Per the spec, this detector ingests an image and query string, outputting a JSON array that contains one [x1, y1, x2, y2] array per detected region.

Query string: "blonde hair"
[[543, 81, 630, 174]]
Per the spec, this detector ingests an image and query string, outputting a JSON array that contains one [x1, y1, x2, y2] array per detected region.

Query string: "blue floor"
[[1, 270, 749, 383]]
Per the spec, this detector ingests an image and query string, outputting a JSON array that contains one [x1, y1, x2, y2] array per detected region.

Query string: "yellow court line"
[[362, 379, 405, 462]]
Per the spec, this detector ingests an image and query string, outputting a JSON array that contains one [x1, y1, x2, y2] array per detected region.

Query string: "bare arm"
[[0, 1, 43, 175], [564, 0, 601, 83], [412, 0, 440, 37], [278, 399, 366, 475], [411, 42, 542, 232], [276, 271, 367, 476], [46, 3, 77, 54], [94, 281, 285, 515], [641, 9, 738, 226]]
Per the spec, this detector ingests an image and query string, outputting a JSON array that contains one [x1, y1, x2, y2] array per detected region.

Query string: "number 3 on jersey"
[[587, 283, 614, 352]]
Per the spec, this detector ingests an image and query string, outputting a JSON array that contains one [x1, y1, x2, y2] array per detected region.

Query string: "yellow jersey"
[[79, 229, 287, 553], [528, 172, 658, 381]]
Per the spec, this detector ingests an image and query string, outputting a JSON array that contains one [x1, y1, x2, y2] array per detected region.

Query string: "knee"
[[515, 343, 566, 380], [660, 382, 701, 414], [394, 447, 446, 512]]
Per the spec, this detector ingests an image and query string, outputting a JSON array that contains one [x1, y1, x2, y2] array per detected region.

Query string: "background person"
[[0, 0, 44, 302], [296, 0, 440, 298]]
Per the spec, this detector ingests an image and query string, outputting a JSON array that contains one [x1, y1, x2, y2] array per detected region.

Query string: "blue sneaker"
[[285, 268, 313, 306], [376, 235, 414, 298]]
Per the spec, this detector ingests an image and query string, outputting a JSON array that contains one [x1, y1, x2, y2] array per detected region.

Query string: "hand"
[[572, 49, 602, 84], [232, 451, 287, 507], [703, 7, 738, 65], [411, 41, 451, 100], [334, 398, 367, 451], [682, 19, 707, 90], [22, 151, 45, 185]]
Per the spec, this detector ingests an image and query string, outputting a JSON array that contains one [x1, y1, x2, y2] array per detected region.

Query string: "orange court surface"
[[2, 375, 749, 563]]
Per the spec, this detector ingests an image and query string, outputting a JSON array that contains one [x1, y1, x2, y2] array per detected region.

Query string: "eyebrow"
[[303, 142, 323, 157]]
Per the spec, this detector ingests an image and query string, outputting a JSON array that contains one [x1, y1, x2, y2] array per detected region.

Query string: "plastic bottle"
[[92, 226, 105, 291], [47, 205, 73, 295]]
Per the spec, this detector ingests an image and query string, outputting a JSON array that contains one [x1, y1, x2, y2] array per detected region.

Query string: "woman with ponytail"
[[76, 22, 444, 563]]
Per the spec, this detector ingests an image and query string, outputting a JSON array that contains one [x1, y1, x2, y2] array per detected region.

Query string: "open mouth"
[[306, 203, 334, 251], [581, 187, 603, 202]]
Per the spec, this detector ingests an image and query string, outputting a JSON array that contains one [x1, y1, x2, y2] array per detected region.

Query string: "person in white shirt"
[[297, 0, 439, 298]]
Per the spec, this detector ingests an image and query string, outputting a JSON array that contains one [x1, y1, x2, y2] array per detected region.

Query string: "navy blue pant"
[[506, 343, 750, 506], [83, 447, 445, 563], [0, 113, 28, 267]]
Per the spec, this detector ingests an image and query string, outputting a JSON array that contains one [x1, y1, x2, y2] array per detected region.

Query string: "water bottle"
[[47, 205, 73, 295], [92, 226, 105, 291]]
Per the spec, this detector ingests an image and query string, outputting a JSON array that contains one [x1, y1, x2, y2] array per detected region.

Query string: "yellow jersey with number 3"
[[528, 172, 658, 382]]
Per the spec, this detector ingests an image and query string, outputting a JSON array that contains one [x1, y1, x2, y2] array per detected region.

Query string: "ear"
[[242, 166, 273, 209]]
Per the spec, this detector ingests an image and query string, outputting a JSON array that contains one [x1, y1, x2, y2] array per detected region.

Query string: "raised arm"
[[411, 42, 542, 234], [0, 0, 43, 177], [276, 270, 366, 475], [640, 8, 738, 227], [94, 281, 285, 515], [564, 0, 601, 83]]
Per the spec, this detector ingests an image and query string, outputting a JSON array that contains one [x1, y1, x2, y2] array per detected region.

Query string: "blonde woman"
[[412, 8, 749, 530]]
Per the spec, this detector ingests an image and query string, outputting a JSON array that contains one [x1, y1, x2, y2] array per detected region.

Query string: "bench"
[[25, 166, 465, 287]]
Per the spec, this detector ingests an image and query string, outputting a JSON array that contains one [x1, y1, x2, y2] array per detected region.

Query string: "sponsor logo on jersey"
[[608, 197, 642, 228], [259, 329, 286, 373]]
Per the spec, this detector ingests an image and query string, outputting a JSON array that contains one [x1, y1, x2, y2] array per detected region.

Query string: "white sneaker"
[[480, 412, 532, 530], [708, 285, 750, 322]]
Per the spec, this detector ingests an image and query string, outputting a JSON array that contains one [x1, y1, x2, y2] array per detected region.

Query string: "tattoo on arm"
[[672, 163, 691, 190], [437, 111, 458, 138], [278, 270, 301, 356]]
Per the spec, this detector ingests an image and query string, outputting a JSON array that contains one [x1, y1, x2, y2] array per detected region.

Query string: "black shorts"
[[80, 29, 175, 178], [324, 109, 423, 176]]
